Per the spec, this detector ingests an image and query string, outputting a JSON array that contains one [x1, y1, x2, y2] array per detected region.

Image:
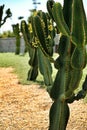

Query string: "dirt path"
[[0, 67, 87, 130]]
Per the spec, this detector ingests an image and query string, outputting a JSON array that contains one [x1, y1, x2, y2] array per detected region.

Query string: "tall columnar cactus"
[[34, 0, 87, 129], [12, 24, 20, 55], [0, 4, 12, 28]]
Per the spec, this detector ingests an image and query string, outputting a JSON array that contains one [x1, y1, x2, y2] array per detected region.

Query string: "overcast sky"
[[0, 0, 87, 33]]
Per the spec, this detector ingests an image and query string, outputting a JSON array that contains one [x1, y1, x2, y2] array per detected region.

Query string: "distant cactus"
[[12, 23, 20, 55], [21, 20, 38, 81], [21, 13, 53, 86]]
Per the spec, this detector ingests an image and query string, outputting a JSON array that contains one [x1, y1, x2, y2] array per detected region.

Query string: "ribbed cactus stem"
[[49, 99, 69, 130]]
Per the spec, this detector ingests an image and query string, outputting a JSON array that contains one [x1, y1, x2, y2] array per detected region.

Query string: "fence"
[[0, 37, 25, 54], [0, 35, 67, 53]]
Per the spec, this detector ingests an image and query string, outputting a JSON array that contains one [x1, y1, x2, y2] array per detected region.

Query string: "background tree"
[[0, 4, 12, 28]]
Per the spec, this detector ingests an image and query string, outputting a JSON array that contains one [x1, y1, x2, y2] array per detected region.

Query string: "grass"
[[0, 52, 57, 85], [0, 52, 87, 102], [0, 52, 29, 84]]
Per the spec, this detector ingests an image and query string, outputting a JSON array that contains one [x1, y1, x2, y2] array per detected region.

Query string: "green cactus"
[[46, 0, 87, 129], [32, 11, 54, 86], [21, 14, 53, 86], [33, 11, 55, 62], [26, 0, 87, 129], [47, 0, 55, 21], [33, 10, 57, 86], [12, 23, 21, 55], [21, 20, 38, 81], [37, 47, 53, 86]]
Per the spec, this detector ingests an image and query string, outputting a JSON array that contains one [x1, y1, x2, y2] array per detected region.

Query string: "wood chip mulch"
[[0, 67, 87, 130]]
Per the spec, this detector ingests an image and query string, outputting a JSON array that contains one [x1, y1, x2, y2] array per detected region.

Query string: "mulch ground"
[[0, 67, 87, 130]]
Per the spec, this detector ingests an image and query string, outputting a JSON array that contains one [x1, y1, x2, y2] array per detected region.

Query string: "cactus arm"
[[71, 0, 86, 46], [33, 15, 48, 52], [70, 0, 87, 69], [66, 75, 87, 103], [37, 48, 53, 86], [75, 75, 87, 100], [21, 20, 32, 47], [74, 77, 87, 101], [47, 0, 55, 20], [63, 0, 73, 29], [52, 3, 70, 37], [41, 11, 48, 37], [50, 67, 66, 100], [71, 46, 86, 69], [27, 48, 38, 80], [64, 69, 82, 99]]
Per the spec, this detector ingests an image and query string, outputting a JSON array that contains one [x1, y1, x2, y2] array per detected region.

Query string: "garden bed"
[[0, 67, 87, 130]]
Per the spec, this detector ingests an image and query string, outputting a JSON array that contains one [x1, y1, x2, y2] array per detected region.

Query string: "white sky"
[[0, 0, 87, 33]]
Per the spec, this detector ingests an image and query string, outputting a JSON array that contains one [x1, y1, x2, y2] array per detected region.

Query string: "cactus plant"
[[21, 20, 38, 81], [21, 17, 52, 85], [12, 23, 21, 55], [33, 10, 55, 86], [21, 10, 55, 86], [33, 11, 55, 62], [33, 0, 87, 129]]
